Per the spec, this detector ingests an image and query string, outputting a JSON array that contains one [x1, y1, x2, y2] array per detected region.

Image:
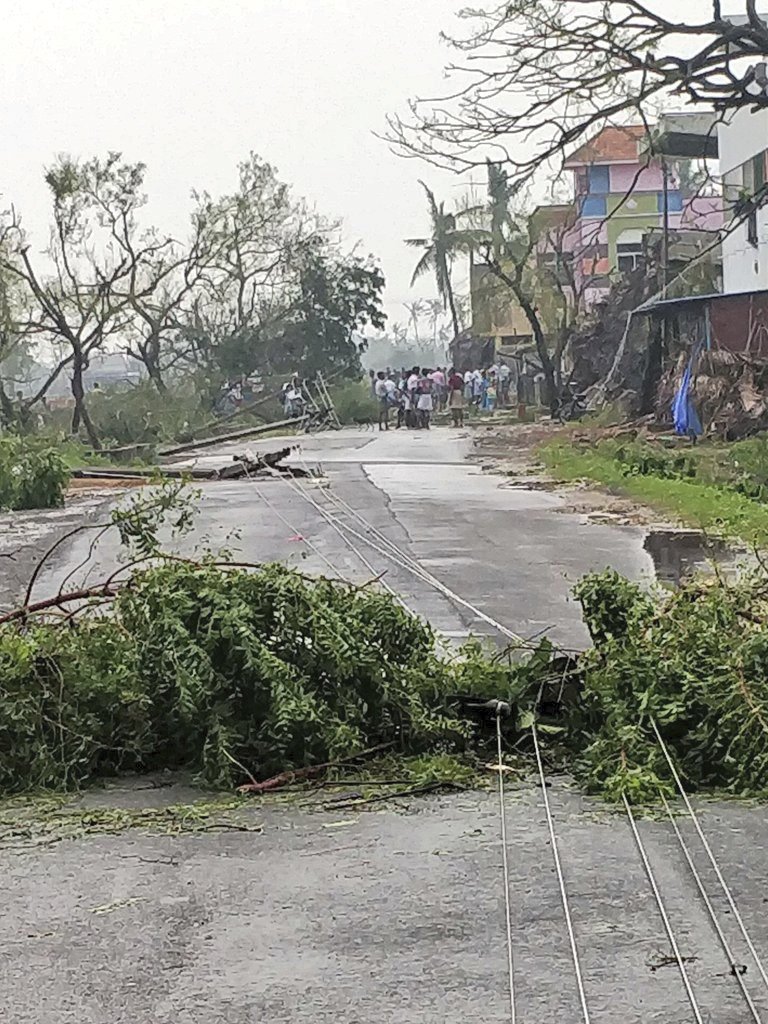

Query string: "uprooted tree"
[[388, 2, 768, 186]]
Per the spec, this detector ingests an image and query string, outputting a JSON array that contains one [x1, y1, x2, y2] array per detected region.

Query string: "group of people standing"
[[371, 362, 511, 431], [373, 367, 440, 431]]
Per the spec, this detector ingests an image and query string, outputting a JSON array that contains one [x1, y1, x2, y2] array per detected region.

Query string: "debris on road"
[[71, 446, 310, 484]]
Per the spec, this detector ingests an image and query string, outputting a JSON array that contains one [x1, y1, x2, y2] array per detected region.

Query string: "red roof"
[[564, 125, 652, 167]]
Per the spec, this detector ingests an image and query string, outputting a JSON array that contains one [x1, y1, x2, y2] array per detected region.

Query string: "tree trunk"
[[446, 281, 461, 339], [512, 286, 561, 405], [70, 351, 101, 449], [484, 258, 558, 404], [144, 336, 167, 393], [146, 357, 167, 393], [0, 381, 15, 429]]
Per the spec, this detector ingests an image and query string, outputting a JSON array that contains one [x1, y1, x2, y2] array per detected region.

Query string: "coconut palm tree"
[[406, 181, 488, 339]]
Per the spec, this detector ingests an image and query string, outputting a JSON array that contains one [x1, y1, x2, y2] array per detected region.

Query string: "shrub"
[[328, 379, 378, 423], [0, 562, 482, 793], [569, 568, 768, 801], [0, 436, 70, 510]]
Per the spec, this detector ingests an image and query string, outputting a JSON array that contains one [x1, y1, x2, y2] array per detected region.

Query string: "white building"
[[719, 89, 768, 294]]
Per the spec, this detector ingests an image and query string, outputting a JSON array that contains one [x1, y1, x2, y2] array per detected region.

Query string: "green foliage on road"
[[0, 435, 70, 510], [3, 495, 768, 804], [541, 435, 768, 545], [566, 568, 768, 802], [0, 562, 480, 793]]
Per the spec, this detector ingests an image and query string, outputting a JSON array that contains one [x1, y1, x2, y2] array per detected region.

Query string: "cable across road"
[[660, 793, 763, 1023], [496, 710, 518, 1024], [622, 793, 706, 1024], [531, 723, 592, 1024], [650, 717, 768, 997], [243, 441, 768, 1023]]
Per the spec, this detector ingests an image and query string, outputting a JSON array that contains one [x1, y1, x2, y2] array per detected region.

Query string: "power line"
[[531, 723, 592, 1024], [650, 718, 768, 995], [660, 793, 763, 1023], [496, 711, 518, 1024], [622, 793, 705, 1024]]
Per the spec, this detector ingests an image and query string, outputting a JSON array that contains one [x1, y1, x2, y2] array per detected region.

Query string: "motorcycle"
[[551, 381, 589, 423]]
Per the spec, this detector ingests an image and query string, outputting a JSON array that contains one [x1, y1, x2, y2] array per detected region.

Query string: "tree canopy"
[[0, 151, 386, 444], [388, 2, 768, 189]]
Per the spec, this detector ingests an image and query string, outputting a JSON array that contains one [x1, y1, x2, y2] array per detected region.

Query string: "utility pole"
[[661, 157, 671, 296]]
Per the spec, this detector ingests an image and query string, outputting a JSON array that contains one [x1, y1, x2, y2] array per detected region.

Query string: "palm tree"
[[486, 160, 514, 259], [406, 181, 488, 339]]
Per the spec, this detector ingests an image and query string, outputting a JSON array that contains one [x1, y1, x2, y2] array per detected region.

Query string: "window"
[[537, 250, 574, 284], [586, 165, 610, 194], [754, 151, 767, 190], [657, 190, 683, 213], [748, 208, 759, 247], [616, 230, 644, 273], [617, 248, 643, 273], [581, 194, 607, 217]]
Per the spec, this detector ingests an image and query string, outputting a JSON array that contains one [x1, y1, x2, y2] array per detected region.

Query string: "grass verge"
[[540, 439, 768, 545]]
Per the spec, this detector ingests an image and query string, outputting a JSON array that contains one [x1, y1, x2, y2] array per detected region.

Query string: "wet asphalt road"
[[25, 428, 654, 648], [4, 427, 768, 1022], [4, 783, 768, 1023]]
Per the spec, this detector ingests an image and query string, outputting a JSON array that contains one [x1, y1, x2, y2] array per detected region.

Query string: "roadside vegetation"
[[0, 436, 70, 510], [541, 434, 768, 546], [0, 152, 385, 451]]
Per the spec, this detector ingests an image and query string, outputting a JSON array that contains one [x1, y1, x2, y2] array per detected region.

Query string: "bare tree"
[[388, 2, 768, 189], [0, 154, 164, 447], [474, 162, 594, 401]]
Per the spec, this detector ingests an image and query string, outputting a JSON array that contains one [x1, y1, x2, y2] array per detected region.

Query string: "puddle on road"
[[644, 529, 746, 585]]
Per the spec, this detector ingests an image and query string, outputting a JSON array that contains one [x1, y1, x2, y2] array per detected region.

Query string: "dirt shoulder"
[[467, 419, 672, 530]]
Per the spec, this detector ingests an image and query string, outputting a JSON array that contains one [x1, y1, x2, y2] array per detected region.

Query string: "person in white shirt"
[[374, 371, 396, 430], [498, 362, 512, 406], [406, 366, 420, 427]]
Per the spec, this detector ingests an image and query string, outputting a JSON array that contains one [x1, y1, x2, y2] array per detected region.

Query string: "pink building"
[[545, 125, 724, 304]]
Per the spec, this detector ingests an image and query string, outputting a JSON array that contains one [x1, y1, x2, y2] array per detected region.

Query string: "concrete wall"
[[719, 107, 768, 294], [718, 106, 768, 175], [711, 292, 768, 355]]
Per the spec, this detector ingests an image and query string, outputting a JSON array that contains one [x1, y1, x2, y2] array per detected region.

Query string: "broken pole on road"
[[157, 417, 306, 458]]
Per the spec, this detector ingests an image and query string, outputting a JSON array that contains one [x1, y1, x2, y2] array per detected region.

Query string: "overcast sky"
[[0, 1, 746, 335], [0, 0, 471, 331]]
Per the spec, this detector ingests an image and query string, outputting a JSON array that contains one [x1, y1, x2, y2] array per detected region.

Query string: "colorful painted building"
[[563, 125, 722, 304], [469, 123, 723, 361]]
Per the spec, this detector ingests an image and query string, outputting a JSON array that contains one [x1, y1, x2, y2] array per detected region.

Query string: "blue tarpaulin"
[[672, 344, 702, 437]]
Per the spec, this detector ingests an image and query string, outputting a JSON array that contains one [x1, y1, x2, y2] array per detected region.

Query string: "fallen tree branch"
[[158, 418, 305, 458], [318, 780, 467, 810], [23, 522, 109, 607], [236, 742, 394, 794], [0, 582, 122, 625]]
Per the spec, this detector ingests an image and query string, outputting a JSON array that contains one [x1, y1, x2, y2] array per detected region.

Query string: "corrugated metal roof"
[[637, 288, 768, 314]]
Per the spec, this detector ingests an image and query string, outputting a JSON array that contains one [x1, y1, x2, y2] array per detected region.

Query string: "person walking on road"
[[406, 366, 420, 428]]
